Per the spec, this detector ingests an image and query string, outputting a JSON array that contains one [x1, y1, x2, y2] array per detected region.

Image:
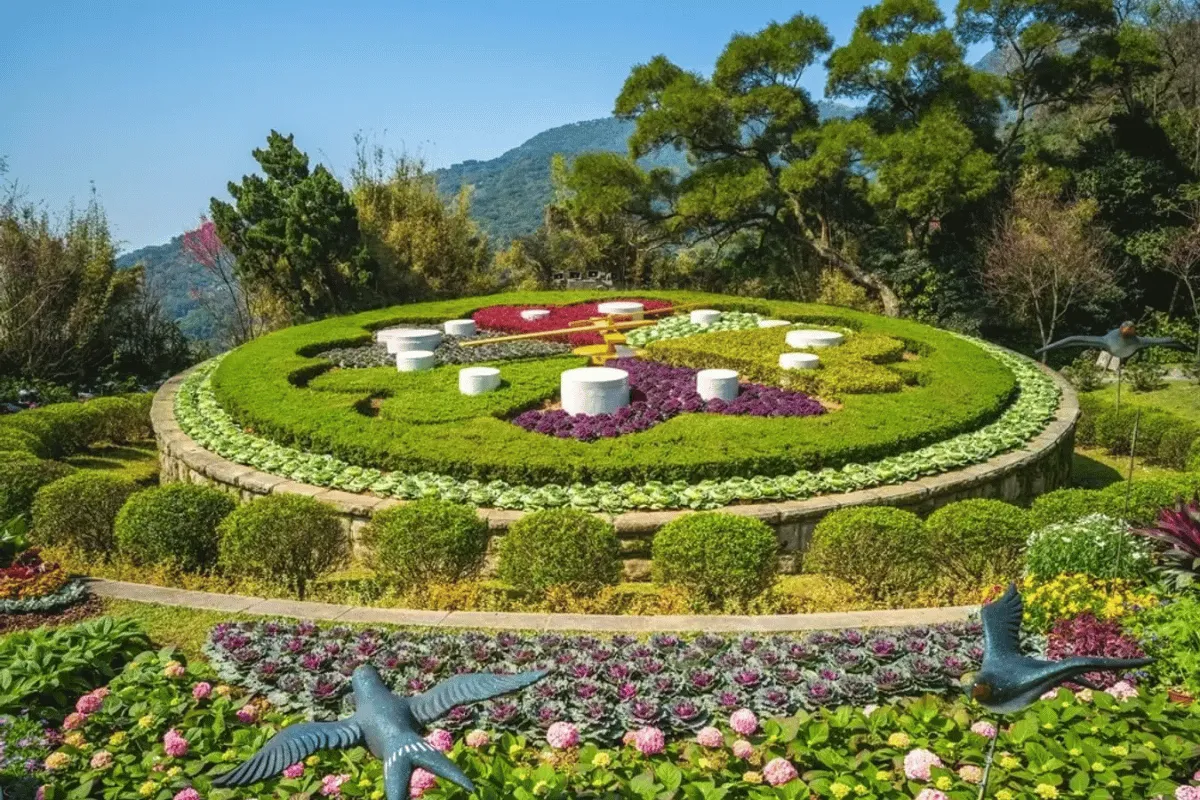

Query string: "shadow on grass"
[[65, 442, 159, 484], [1072, 451, 1124, 490]]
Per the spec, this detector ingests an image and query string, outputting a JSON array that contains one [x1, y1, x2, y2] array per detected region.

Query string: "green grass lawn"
[[65, 440, 159, 484], [1072, 446, 1181, 490], [1083, 379, 1200, 421]]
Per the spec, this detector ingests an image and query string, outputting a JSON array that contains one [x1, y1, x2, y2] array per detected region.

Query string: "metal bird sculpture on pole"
[[212, 664, 548, 800]]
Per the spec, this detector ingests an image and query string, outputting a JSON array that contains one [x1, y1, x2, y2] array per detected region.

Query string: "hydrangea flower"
[[163, 729, 189, 758], [410, 768, 437, 798], [1107, 680, 1138, 701], [1177, 786, 1200, 800], [762, 758, 798, 786], [904, 748, 943, 781], [320, 773, 349, 796], [916, 791, 949, 800], [729, 709, 758, 736], [465, 729, 490, 748], [732, 739, 754, 760], [75, 693, 103, 715], [633, 727, 665, 755], [173, 790, 201, 800], [970, 721, 997, 739], [958, 765, 984, 784], [546, 722, 579, 750], [192, 682, 212, 701], [283, 762, 305, 779], [89, 751, 113, 770], [236, 705, 259, 724], [425, 729, 454, 752], [695, 727, 723, 748], [62, 713, 87, 731]]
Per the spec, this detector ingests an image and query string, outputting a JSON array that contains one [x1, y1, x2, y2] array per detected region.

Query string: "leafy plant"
[[1128, 593, 1200, 696], [924, 498, 1031, 583], [0, 514, 29, 567], [1135, 493, 1200, 589], [1061, 350, 1106, 392], [805, 507, 931, 600], [497, 508, 621, 596], [1025, 514, 1153, 581], [364, 497, 490, 589], [1126, 359, 1167, 392], [651, 512, 779, 607], [1045, 613, 1148, 689], [114, 483, 236, 572], [30, 472, 139, 556], [0, 453, 74, 522]]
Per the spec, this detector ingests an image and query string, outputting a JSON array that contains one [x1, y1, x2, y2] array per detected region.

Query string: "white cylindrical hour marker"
[[520, 309, 551, 322], [779, 352, 820, 370], [690, 309, 722, 326], [560, 367, 630, 416], [696, 369, 739, 402], [459, 366, 501, 395], [758, 319, 790, 328], [444, 319, 477, 337], [785, 330, 844, 349], [396, 350, 437, 372], [597, 301, 645, 319]]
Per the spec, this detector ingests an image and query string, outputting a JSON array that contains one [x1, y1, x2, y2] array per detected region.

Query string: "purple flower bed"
[[205, 621, 985, 743], [512, 358, 825, 441]]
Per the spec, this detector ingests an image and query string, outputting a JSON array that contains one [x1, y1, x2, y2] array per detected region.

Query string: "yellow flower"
[[1109, 745, 1128, 757], [698, 757, 714, 770], [371, 793, 384, 800], [63, 732, 86, 748], [138, 715, 156, 729], [830, 783, 851, 799], [359, 778, 372, 788], [138, 781, 157, 797], [743, 771, 763, 784], [1068, 747, 1081, 757], [1091, 762, 1105, 772], [509, 743, 523, 757], [996, 792, 1014, 800], [887, 732, 911, 748], [168, 767, 181, 778], [999, 755, 1020, 770], [44, 752, 70, 770], [307, 755, 321, 766], [592, 752, 611, 768], [853, 786, 868, 796], [935, 776, 953, 790], [108, 731, 127, 746], [1034, 784, 1059, 799], [215, 685, 232, 697], [533, 780, 549, 796], [874, 770, 892, 781], [1144, 741, 1156, 750]]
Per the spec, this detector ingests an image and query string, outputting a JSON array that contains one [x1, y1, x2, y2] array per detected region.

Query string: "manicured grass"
[[64, 441, 159, 484], [1072, 446, 1180, 490], [1083, 380, 1200, 421], [100, 598, 258, 660]]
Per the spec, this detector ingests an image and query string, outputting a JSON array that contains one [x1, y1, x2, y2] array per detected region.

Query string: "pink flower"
[[163, 728, 189, 758], [76, 694, 103, 715], [546, 722, 579, 749], [174, 790, 201, 800], [958, 765, 984, 784], [729, 709, 758, 736], [863, 704, 879, 716], [1107, 680, 1138, 701], [89, 750, 113, 769], [904, 748, 943, 781], [1194, 769, 1200, 781], [732, 739, 754, 760], [970, 721, 997, 739], [1040, 689, 1059, 701], [425, 728, 454, 752], [695, 727, 723, 748], [62, 712, 88, 730], [762, 757, 798, 786], [192, 683, 212, 701], [633, 726, 665, 756], [283, 762, 305, 779], [320, 773, 349, 796], [410, 768, 437, 798], [465, 729, 490, 748], [236, 705, 259, 724], [35, 788, 45, 800], [164, 661, 186, 679], [916, 791, 949, 800], [622, 731, 638, 746], [1176, 788, 1200, 800], [93, 687, 110, 699]]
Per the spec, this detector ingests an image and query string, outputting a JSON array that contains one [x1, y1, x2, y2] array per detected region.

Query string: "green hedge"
[[497, 508, 621, 596], [1078, 393, 1200, 470], [651, 512, 778, 606], [0, 452, 74, 521], [805, 507, 931, 599], [364, 498, 489, 588], [208, 292, 1018, 485], [1030, 475, 1200, 528], [924, 499, 1031, 583], [115, 484, 236, 571], [31, 472, 140, 555], [0, 393, 152, 460]]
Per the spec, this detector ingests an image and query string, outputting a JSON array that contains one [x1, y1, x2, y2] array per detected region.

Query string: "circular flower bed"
[[470, 299, 674, 345]]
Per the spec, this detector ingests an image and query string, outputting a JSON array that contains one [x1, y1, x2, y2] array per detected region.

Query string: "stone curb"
[[89, 578, 979, 633]]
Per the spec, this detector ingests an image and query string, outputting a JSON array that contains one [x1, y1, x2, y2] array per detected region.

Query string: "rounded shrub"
[[924, 499, 1031, 582], [1025, 513, 1153, 581], [651, 512, 778, 606], [217, 494, 348, 599], [0, 426, 49, 459], [1097, 474, 1200, 526], [115, 484, 237, 571], [804, 506, 931, 599], [1094, 407, 1140, 455], [364, 497, 489, 589], [1157, 421, 1200, 470], [497, 508, 620, 596], [29, 403, 107, 456], [0, 453, 74, 521], [31, 472, 139, 555], [1029, 488, 1109, 529]]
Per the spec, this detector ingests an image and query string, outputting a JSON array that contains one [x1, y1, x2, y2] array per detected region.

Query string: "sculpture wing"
[[409, 670, 548, 727], [980, 583, 1024, 667], [211, 717, 363, 787], [1138, 337, 1191, 352], [1035, 335, 1107, 355]]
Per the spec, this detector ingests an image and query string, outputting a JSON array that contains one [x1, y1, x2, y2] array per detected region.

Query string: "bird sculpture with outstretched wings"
[[1036, 321, 1189, 362], [212, 664, 547, 800]]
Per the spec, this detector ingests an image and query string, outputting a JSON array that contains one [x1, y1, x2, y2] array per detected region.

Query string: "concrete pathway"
[[90, 578, 979, 633]]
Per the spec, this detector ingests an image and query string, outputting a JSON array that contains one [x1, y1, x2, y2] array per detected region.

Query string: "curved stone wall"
[[152, 361, 1079, 580]]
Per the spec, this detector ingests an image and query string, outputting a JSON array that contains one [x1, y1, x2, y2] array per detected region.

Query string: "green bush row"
[[1076, 393, 1200, 471], [1030, 473, 1200, 528]]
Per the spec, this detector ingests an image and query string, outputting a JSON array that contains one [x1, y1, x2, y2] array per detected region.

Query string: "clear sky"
[[2, 1, 979, 252]]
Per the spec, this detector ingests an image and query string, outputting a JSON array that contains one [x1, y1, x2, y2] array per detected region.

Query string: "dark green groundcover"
[[211, 291, 1016, 485]]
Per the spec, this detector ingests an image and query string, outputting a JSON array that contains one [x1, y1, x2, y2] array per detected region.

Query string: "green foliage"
[[651, 512, 778, 606], [0, 452, 74, 521], [1096, 474, 1200, 526], [805, 506, 930, 598], [31, 472, 139, 556], [217, 494, 348, 600], [924, 498, 1031, 582], [1126, 360, 1168, 392], [497, 509, 621, 596], [1025, 513, 1153, 581], [1129, 592, 1200, 694], [114, 484, 236, 572], [0, 393, 152, 460], [1061, 351, 1106, 392], [364, 498, 489, 589], [0, 617, 149, 716], [210, 131, 374, 320], [1030, 488, 1110, 529], [0, 514, 28, 567]]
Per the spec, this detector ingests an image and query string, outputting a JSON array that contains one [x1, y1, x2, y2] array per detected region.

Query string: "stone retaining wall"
[[153, 361, 1078, 580]]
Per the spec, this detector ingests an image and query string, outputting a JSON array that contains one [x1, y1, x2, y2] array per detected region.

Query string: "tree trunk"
[[810, 239, 902, 317]]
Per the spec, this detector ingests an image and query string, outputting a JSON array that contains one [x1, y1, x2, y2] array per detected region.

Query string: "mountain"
[[116, 236, 226, 343]]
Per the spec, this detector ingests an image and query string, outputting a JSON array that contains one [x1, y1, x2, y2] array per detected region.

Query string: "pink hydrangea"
[[320, 773, 349, 797], [465, 729, 490, 748], [695, 727, 723, 748], [164, 661, 186, 678], [174, 790, 201, 800], [425, 728, 454, 752], [76, 693, 103, 715], [163, 729, 189, 758], [762, 758, 798, 786], [283, 762, 305, 779], [729, 709, 758, 736], [903, 748, 944, 781], [35, 788, 45, 800], [410, 768, 437, 798], [546, 722, 579, 750], [863, 704, 879, 717], [1107, 680, 1138, 701], [62, 712, 88, 730], [236, 705, 259, 724], [93, 687, 110, 699], [970, 721, 997, 739], [192, 682, 212, 701], [915, 791, 949, 800], [958, 765, 984, 784], [1177, 788, 1200, 800], [633, 726, 665, 756], [732, 739, 754, 760], [1194, 770, 1200, 781], [1040, 689, 1059, 701], [89, 750, 113, 769]]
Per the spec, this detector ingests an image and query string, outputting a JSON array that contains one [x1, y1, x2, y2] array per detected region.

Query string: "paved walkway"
[[90, 578, 979, 633]]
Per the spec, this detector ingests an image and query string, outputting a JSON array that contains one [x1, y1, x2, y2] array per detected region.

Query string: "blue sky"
[[2, 1, 980, 252]]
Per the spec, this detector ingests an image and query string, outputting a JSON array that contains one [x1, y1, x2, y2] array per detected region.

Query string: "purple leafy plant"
[[1135, 493, 1200, 589]]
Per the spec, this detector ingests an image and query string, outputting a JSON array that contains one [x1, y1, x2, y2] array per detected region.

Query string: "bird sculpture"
[[968, 584, 1152, 713], [1035, 321, 1189, 362], [212, 664, 548, 800]]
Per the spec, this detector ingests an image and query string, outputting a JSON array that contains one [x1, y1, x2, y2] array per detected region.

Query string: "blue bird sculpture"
[[212, 664, 548, 800], [967, 584, 1152, 713], [1035, 321, 1189, 361]]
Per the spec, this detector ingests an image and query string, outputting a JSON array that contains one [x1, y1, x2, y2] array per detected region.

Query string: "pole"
[[1118, 409, 1141, 577], [977, 731, 998, 800], [1115, 361, 1122, 415]]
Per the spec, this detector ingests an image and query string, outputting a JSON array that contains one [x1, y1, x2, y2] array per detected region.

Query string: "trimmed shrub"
[[804, 507, 931, 599], [364, 498, 489, 589], [497, 509, 621, 596], [924, 499, 1031, 582], [651, 512, 778, 606], [0, 453, 74, 521], [1189, 436, 1200, 472], [217, 494, 348, 599], [115, 484, 236, 572], [1094, 407, 1140, 455], [0, 394, 150, 461], [1025, 514, 1153, 581], [1097, 474, 1200, 526], [1029, 488, 1109, 529], [1157, 421, 1200, 470], [0, 426, 49, 459], [31, 472, 139, 555]]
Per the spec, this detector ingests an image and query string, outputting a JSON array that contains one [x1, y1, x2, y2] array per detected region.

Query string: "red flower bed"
[[471, 300, 673, 346]]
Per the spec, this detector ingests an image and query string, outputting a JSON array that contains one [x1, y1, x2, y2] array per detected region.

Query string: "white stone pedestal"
[[520, 309, 550, 322], [561, 367, 630, 416], [786, 330, 844, 349], [758, 319, 791, 328], [597, 301, 645, 319], [690, 309, 722, 326], [696, 369, 739, 402], [444, 319, 476, 337], [459, 366, 500, 395], [779, 352, 820, 370], [396, 350, 436, 372], [382, 329, 442, 354]]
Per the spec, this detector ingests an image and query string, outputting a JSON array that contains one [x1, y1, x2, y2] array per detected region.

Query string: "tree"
[[210, 131, 373, 320], [982, 171, 1121, 351], [181, 217, 260, 347], [1162, 185, 1200, 358]]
